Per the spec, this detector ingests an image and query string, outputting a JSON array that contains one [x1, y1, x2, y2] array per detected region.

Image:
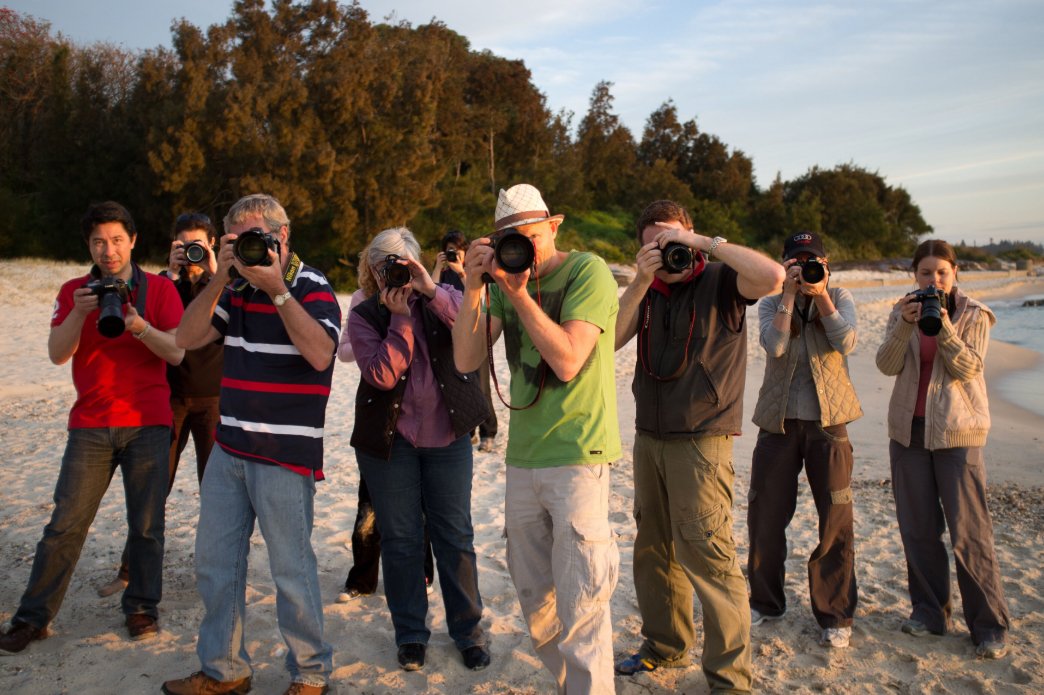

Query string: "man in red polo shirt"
[[0, 201, 184, 654]]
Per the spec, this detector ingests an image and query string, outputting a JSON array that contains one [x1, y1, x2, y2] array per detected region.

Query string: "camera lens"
[[97, 290, 126, 338], [800, 259, 826, 284], [184, 241, 208, 264], [661, 242, 694, 274], [445, 250, 458, 263], [494, 230, 535, 274], [234, 230, 273, 266], [383, 256, 412, 288], [918, 297, 943, 336]]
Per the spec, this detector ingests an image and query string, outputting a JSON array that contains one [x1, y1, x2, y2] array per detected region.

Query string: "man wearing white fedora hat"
[[453, 183, 622, 694]]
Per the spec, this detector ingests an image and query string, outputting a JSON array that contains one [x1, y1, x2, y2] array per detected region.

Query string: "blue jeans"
[[357, 434, 485, 650], [14, 426, 169, 628], [194, 447, 332, 687]]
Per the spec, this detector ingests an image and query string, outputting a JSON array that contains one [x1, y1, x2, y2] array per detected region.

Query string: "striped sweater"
[[211, 254, 341, 478]]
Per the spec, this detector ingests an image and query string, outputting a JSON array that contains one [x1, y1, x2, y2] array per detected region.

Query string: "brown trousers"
[[747, 420, 857, 628], [889, 418, 1010, 645]]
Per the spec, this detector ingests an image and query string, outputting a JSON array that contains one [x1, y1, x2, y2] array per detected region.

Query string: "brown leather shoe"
[[161, 671, 252, 695], [282, 683, 329, 695], [0, 622, 45, 655], [125, 614, 159, 641]]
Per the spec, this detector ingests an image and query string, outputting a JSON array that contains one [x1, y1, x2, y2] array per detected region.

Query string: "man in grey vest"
[[613, 200, 783, 694]]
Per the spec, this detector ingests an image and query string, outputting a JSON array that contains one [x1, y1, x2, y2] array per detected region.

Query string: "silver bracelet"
[[776, 304, 792, 316], [133, 322, 152, 340], [709, 236, 728, 254]]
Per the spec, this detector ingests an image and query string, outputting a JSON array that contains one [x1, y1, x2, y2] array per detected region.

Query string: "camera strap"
[[638, 294, 697, 381], [89, 263, 148, 318], [485, 282, 547, 411]]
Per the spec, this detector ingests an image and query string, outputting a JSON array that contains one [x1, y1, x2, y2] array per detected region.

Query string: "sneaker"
[[975, 640, 1008, 659], [161, 671, 252, 695], [820, 626, 851, 649], [0, 621, 46, 655], [336, 587, 370, 603], [97, 576, 129, 598], [398, 642, 426, 671], [126, 614, 159, 641], [615, 653, 657, 675], [900, 619, 930, 637], [461, 644, 491, 671], [750, 607, 786, 627], [282, 683, 329, 695], [478, 437, 495, 452]]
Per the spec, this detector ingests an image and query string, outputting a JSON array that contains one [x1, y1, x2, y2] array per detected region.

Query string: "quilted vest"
[[751, 288, 863, 433], [349, 295, 490, 460], [632, 263, 748, 438]]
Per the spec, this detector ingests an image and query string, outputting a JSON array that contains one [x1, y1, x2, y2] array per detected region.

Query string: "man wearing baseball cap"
[[453, 183, 622, 694]]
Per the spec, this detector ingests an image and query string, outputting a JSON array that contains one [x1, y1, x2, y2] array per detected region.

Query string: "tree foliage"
[[1, 4, 935, 287]]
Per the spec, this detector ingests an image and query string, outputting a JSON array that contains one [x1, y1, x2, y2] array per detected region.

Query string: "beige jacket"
[[875, 288, 994, 450], [752, 287, 863, 433]]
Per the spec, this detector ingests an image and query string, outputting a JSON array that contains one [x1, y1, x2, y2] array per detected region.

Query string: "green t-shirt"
[[488, 251, 622, 468]]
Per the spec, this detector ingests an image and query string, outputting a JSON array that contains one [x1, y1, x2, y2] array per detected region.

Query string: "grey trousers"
[[889, 418, 1010, 645]]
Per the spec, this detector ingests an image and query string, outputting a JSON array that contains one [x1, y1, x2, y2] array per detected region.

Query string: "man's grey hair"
[[224, 194, 291, 235], [367, 227, 421, 268]]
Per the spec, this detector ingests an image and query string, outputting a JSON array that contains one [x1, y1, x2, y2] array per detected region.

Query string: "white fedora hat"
[[493, 183, 565, 232]]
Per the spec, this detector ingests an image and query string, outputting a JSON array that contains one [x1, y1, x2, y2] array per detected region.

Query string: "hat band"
[[495, 209, 549, 230]]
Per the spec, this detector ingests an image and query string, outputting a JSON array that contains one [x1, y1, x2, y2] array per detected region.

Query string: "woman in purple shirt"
[[348, 227, 491, 673]]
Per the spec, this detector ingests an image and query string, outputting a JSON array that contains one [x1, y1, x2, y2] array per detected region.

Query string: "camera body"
[[796, 258, 826, 284], [910, 285, 947, 336], [183, 240, 210, 265], [233, 228, 279, 267], [380, 254, 412, 289], [445, 249, 458, 263], [85, 277, 131, 338], [661, 242, 695, 274], [482, 228, 536, 283]]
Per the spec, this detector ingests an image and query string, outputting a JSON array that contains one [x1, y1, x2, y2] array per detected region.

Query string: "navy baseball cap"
[[782, 231, 826, 260]]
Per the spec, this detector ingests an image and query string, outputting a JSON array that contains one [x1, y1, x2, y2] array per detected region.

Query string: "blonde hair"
[[357, 242, 378, 297], [223, 194, 290, 235]]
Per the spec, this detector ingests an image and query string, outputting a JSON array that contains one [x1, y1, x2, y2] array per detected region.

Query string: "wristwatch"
[[709, 236, 728, 255], [272, 290, 292, 307]]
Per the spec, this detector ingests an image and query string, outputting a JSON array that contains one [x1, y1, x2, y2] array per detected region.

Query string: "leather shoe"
[[126, 614, 159, 641], [0, 621, 45, 655], [461, 644, 491, 671], [282, 683, 329, 695], [161, 671, 252, 694], [397, 642, 426, 671]]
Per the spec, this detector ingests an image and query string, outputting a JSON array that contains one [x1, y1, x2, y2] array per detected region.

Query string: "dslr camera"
[[796, 258, 826, 284], [910, 285, 947, 336], [380, 254, 412, 289], [445, 249, 458, 263], [483, 228, 535, 283], [233, 228, 279, 267], [85, 277, 131, 338], [183, 240, 210, 265], [661, 242, 695, 274]]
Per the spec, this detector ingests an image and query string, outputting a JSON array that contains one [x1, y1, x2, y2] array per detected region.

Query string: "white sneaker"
[[820, 626, 851, 649], [750, 608, 785, 626]]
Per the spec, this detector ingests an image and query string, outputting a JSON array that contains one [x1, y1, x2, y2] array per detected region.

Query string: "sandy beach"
[[1, 259, 1042, 694]]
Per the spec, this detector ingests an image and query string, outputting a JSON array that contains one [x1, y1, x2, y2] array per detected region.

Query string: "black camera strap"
[[638, 293, 697, 381], [485, 282, 547, 411]]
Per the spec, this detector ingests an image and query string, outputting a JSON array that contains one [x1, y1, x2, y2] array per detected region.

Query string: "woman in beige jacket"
[[875, 239, 1010, 660]]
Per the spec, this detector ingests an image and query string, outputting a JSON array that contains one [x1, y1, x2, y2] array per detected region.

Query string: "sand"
[[1, 259, 1042, 694]]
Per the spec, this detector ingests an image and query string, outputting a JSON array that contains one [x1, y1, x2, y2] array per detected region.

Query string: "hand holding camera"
[[906, 285, 947, 336], [84, 276, 131, 338]]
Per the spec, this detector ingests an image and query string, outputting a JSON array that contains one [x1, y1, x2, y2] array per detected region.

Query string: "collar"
[[649, 252, 707, 297]]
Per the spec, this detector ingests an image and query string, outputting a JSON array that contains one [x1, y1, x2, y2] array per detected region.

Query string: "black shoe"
[[0, 622, 45, 655], [461, 644, 491, 671], [397, 642, 426, 671]]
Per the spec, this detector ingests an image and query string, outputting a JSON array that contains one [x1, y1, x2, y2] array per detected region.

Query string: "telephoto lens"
[[661, 242, 694, 274], [233, 229, 276, 266], [183, 240, 209, 264], [381, 255, 412, 288], [493, 229, 536, 274], [918, 291, 943, 337], [799, 259, 826, 284]]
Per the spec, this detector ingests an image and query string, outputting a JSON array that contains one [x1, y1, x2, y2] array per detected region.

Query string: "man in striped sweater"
[[163, 194, 341, 695]]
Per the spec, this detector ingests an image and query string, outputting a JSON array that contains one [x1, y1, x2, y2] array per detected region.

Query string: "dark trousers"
[[344, 475, 434, 594], [477, 358, 497, 439], [356, 434, 485, 650], [747, 420, 858, 628], [14, 426, 169, 628], [117, 395, 220, 580], [890, 418, 1010, 645]]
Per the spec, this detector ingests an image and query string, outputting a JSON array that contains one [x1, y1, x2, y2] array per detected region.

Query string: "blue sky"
[[8, 0, 1044, 245]]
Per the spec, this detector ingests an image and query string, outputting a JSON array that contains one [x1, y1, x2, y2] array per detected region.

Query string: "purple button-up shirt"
[[349, 284, 461, 448]]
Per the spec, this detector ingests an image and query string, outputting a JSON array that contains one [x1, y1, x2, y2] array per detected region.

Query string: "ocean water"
[[989, 294, 1044, 418]]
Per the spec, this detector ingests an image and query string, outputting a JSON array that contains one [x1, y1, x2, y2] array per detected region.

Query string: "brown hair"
[[357, 242, 378, 298], [635, 200, 693, 243], [911, 239, 958, 273]]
